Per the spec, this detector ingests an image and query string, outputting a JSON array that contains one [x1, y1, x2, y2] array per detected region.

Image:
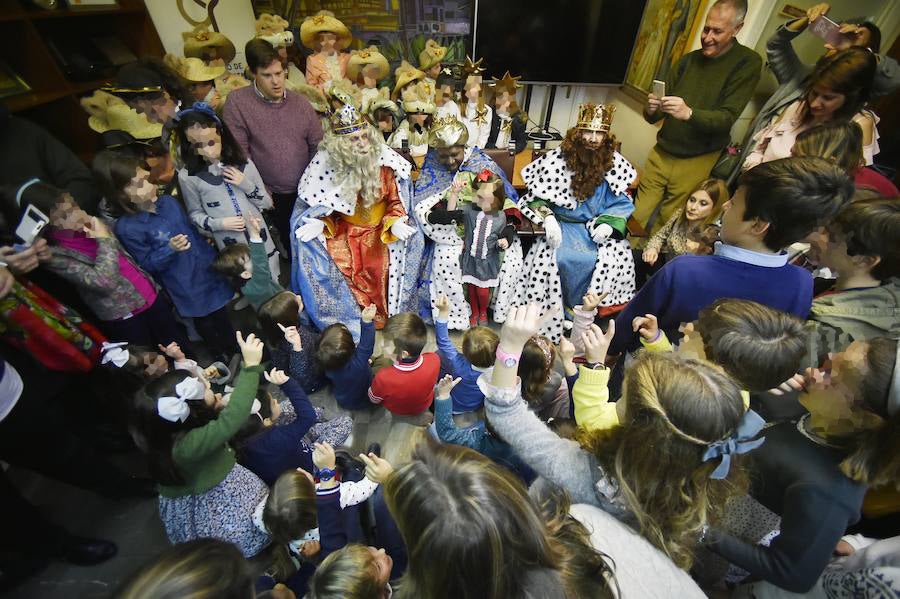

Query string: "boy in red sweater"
[[368, 312, 440, 416]]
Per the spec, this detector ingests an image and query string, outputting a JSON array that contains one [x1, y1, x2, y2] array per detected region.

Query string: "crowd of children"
[[1, 5, 899, 598]]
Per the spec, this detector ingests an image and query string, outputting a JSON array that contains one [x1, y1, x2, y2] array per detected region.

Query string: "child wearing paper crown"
[[129, 331, 271, 557]]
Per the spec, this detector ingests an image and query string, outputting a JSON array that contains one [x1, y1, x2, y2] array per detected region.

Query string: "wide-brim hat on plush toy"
[[392, 60, 425, 100], [183, 25, 236, 65], [347, 46, 389, 81], [363, 87, 400, 117], [87, 102, 163, 140], [176, 57, 226, 83], [285, 79, 328, 113], [418, 39, 447, 72], [255, 13, 289, 36], [80, 89, 125, 120], [428, 115, 469, 148], [300, 10, 352, 50], [401, 80, 435, 115]]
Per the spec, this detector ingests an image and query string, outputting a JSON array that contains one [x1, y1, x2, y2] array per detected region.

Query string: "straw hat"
[[392, 60, 425, 100], [255, 13, 289, 36], [178, 57, 226, 83], [87, 103, 163, 140], [428, 115, 469, 148], [401, 80, 435, 115], [347, 46, 390, 82], [363, 87, 399, 117], [183, 25, 236, 65], [418, 39, 447, 72], [326, 79, 361, 109], [79, 89, 126, 119], [299, 10, 352, 50], [216, 73, 251, 97], [285, 79, 328, 113]]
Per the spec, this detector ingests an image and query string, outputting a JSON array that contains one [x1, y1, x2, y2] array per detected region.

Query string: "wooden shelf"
[[3, 88, 70, 112]]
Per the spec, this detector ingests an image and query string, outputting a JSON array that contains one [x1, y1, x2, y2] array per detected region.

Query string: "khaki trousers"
[[633, 146, 721, 237]]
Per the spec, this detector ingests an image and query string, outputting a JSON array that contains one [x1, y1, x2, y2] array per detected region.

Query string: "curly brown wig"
[[560, 128, 617, 200]]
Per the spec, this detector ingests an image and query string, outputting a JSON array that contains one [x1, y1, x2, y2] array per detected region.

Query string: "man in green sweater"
[[634, 0, 761, 235]]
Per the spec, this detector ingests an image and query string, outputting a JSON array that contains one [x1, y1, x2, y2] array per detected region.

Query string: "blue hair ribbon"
[[702, 409, 766, 480]]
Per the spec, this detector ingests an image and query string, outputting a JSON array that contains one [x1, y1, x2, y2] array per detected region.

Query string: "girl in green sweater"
[[130, 331, 271, 557]]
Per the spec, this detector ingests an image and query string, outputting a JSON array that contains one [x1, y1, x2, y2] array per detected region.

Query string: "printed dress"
[[460, 203, 506, 288]]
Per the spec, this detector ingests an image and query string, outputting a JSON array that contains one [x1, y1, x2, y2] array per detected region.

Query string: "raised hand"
[[358, 452, 394, 483], [312, 441, 336, 470], [435, 373, 461, 399], [581, 290, 607, 313], [582, 321, 615, 365], [236, 331, 264, 367], [361, 303, 377, 323], [264, 367, 290, 386], [499, 304, 544, 353], [434, 295, 450, 319], [247, 216, 263, 240], [277, 322, 302, 352], [158, 341, 186, 361], [631, 313, 660, 341]]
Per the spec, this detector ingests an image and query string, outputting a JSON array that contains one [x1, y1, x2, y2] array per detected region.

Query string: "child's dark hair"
[[461, 326, 499, 368], [129, 369, 217, 486], [306, 544, 384, 599], [111, 58, 193, 109], [263, 469, 318, 580], [92, 149, 148, 216], [258, 291, 300, 348], [317, 323, 356, 371], [174, 109, 246, 175], [472, 171, 506, 212], [827, 197, 900, 281], [519, 335, 556, 407], [738, 156, 854, 251], [212, 244, 252, 289], [383, 312, 427, 358], [0, 181, 68, 231], [696, 299, 807, 392], [799, 47, 876, 126], [114, 538, 254, 599], [840, 337, 900, 489]]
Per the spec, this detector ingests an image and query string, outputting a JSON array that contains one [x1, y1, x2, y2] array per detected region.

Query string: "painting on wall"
[[252, 0, 472, 87], [624, 0, 711, 98]]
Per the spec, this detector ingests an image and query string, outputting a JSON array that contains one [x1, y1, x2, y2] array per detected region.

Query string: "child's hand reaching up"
[[169, 234, 191, 252], [582, 321, 615, 366], [358, 452, 394, 484], [277, 323, 303, 352], [435, 295, 450, 320], [313, 442, 336, 470], [264, 368, 289, 386], [632, 313, 661, 342], [435, 373, 461, 399], [158, 342, 186, 361], [558, 336, 577, 376], [361, 303, 377, 323], [247, 216, 263, 241], [236, 331, 263, 367], [581, 291, 607, 313]]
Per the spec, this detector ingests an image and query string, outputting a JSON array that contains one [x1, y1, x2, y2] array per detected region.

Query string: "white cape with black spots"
[[414, 190, 524, 330], [297, 145, 416, 316], [516, 149, 637, 342]]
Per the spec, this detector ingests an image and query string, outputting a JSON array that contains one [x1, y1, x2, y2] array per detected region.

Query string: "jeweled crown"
[[575, 103, 615, 132], [330, 103, 367, 135]]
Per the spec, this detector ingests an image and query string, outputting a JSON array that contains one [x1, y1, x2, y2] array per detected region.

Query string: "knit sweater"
[[324, 319, 375, 411], [645, 42, 762, 157], [222, 86, 323, 194], [160, 365, 262, 498]]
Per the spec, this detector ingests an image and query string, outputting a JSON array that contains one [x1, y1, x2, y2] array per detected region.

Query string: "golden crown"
[[575, 103, 615, 133], [428, 115, 469, 148], [330, 103, 367, 135]]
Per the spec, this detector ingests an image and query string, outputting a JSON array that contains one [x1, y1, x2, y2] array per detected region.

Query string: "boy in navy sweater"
[[611, 157, 854, 355], [317, 304, 378, 411], [433, 296, 497, 414]]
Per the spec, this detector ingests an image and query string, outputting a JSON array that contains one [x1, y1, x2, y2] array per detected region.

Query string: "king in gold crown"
[[575, 103, 615, 133], [330, 103, 367, 135]]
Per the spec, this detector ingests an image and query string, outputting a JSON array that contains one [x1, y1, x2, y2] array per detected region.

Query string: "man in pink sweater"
[[223, 39, 324, 260]]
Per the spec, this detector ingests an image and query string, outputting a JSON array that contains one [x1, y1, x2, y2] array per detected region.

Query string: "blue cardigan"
[[611, 246, 813, 354], [324, 319, 375, 411], [434, 319, 486, 413], [238, 378, 316, 486], [114, 194, 233, 318]]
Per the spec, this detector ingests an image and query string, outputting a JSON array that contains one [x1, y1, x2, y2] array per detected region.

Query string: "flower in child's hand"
[[361, 304, 377, 323], [277, 323, 303, 352], [313, 442, 336, 470], [358, 452, 394, 484], [158, 342, 186, 361], [581, 291, 607, 312], [264, 368, 289, 386], [435, 373, 461, 399], [299, 541, 321, 559], [632, 314, 659, 341]]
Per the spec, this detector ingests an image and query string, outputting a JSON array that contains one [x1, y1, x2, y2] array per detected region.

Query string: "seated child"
[[433, 374, 534, 483], [231, 367, 318, 486], [368, 312, 440, 416], [611, 157, 854, 355], [212, 216, 283, 311], [130, 331, 271, 557], [259, 290, 325, 394], [802, 197, 900, 369], [433, 296, 497, 414], [306, 544, 394, 599], [94, 150, 238, 360], [317, 304, 377, 411]]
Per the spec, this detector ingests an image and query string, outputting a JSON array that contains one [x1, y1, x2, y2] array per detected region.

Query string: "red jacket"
[[368, 353, 441, 416]]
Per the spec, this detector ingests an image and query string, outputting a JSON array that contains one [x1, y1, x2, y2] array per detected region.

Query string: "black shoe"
[[59, 536, 117, 566], [366, 442, 382, 458]]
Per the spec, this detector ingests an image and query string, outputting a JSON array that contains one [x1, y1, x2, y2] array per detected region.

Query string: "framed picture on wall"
[[0, 61, 31, 100], [623, 0, 712, 99]]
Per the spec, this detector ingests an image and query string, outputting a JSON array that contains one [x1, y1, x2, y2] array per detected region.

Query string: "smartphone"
[[652, 79, 666, 98], [809, 15, 847, 47], [15, 204, 49, 247]]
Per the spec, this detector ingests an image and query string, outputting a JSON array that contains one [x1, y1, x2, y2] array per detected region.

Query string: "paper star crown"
[[462, 55, 486, 77], [490, 71, 522, 95], [331, 103, 367, 135], [575, 103, 615, 133]]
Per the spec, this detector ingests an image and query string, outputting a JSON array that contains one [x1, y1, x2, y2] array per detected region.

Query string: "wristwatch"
[[585, 362, 608, 370], [315, 467, 337, 482], [496, 346, 521, 368]]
